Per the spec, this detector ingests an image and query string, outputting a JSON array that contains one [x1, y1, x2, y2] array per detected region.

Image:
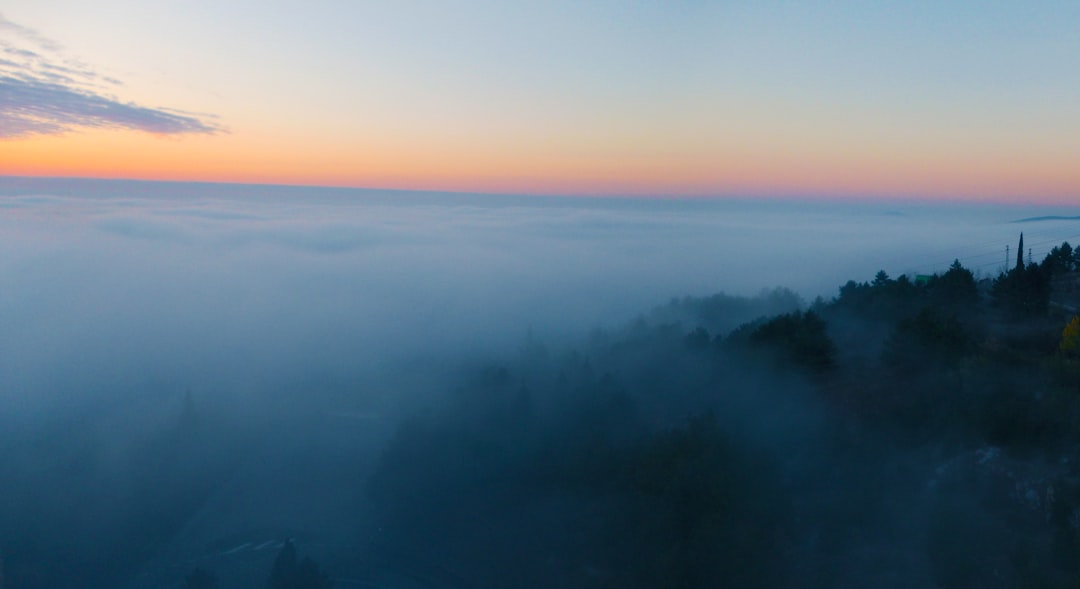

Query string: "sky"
[[1, 1, 1079, 201]]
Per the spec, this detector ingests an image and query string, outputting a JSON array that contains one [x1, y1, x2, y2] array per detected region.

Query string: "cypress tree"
[[1016, 233, 1025, 270]]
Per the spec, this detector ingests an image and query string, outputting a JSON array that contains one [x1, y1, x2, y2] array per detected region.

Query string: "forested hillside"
[[6, 240, 1080, 588], [368, 240, 1080, 588]]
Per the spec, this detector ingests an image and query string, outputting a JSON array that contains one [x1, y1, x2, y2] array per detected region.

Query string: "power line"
[[859, 227, 1080, 281]]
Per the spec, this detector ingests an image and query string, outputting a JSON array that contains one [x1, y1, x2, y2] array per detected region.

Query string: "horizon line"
[[1, 173, 1077, 208]]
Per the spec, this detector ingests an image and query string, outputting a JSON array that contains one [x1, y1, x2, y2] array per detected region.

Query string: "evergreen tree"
[[1017, 232, 1025, 270], [267, 539, 333, 589], [992, 262, 1050, 319], [185, 567, 219, 589], [1041, 242, 1075, 275], [927, 260, 978, 311], [883, 308, 972, 372], [737, 310, 836, 374], [267, 540, 299, 589]]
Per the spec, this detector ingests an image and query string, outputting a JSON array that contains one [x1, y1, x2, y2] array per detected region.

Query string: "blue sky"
[[2, 1, 1079, 200]]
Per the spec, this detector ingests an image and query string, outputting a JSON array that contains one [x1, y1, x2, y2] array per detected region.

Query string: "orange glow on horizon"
[[2, 128, 1078, 204]]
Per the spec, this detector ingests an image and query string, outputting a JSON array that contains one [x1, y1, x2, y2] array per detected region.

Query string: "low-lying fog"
[[3, 177, 1080, 587], [1, 180, 1069, 412]]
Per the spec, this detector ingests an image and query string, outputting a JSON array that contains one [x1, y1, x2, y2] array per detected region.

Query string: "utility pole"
[[1029, 248, 1033, 266], [1006, 245, 1010, 271]]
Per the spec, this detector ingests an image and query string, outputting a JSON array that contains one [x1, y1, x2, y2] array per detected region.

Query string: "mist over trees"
[[4, 225, 1080, 586], [362, 241, 1080, 588]]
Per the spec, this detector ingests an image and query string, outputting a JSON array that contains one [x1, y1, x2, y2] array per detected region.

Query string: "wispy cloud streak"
[[0, 13, 221, 138], [0, 75, 221, 136]]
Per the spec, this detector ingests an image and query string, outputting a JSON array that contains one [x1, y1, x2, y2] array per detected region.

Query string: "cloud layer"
[[5, 178, 1080, 416], [0, 14, 220, 138]]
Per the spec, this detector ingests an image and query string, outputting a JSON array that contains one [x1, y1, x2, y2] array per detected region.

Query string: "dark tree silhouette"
[[185, 567, 219, 589], [1041, 242, 1075, 275], [684, 326, 711, 350], [992, 264, 1050, 319], [267, 539, 333, 589], [882, 308, 972, 373], [729, 310, 836, 375], [926, 260, 979, 312], [1017, 232, 1025, 270]]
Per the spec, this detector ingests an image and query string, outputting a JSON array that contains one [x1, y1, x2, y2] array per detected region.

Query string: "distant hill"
[[1012, 215, 1080, 223]]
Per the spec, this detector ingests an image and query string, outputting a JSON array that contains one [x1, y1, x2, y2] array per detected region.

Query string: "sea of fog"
[[2, 177, 1079, 417]]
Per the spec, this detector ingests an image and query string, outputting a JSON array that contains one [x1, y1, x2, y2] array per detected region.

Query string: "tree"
[[927, 260, 978, 311], [882, 308, 972, 373], [1042, 242, 1075, 275], [991, 264, 1049, 319], [267, 540, 333, 589], [267, 540, 298, 589], [684, 326, 711, 350], [1061, 316, 1080, 356], [1017, 232, 1025, 270], [185, 567, 219, 589], [736, 310, 836, 375]]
